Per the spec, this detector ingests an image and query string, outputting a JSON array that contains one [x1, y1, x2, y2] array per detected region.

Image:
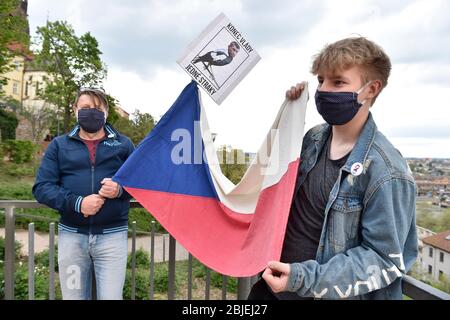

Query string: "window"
[[439, 270, 443, 280], [13, 60, 20, 70], [24, 82, 28, 96], [440, 252, 444, 263], [428, 265, 432, 274], [12, 82, 19, 95], [429, 247, 433, 258]]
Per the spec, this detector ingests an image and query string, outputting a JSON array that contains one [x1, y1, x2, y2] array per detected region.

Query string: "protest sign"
[[177, 13, 261, 104]]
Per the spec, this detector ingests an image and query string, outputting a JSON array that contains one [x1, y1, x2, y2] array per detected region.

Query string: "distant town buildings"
[[407, 159, 450, 205]]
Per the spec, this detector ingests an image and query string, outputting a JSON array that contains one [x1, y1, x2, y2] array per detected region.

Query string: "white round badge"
[[350, 162, 363, 176]]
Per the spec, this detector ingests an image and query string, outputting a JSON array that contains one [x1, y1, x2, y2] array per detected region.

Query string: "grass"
[[415, 198, 450, 232]]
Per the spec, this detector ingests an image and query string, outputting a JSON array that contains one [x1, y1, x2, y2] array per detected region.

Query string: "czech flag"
[[113, 81, 308, 276]]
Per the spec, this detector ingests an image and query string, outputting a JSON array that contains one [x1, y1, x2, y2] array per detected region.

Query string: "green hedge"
[[0, 109, 18, 141], [1, 140, 36, 164], [129, 208, 165, 233], [0, 236, 22, 261], [127, 248, 150, 269], [0, 181, 33, 199], [123, 261, 177, 300]]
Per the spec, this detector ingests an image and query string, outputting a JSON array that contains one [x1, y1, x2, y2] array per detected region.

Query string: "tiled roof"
[[423, 230, 450, 253], [7, 42, 33, 60]]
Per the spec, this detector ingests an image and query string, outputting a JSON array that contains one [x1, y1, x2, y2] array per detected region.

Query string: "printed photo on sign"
[[192, 32, 248, 89], [177, 12, 261, 104]]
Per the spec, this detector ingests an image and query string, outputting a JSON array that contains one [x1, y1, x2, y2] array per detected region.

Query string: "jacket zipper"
[[71, 129, 111, 233], [90, 139, 104, 232], [89, 164, 95, 232]]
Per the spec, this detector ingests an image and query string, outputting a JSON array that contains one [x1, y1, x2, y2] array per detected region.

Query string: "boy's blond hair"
[[311, 37, 391, 105]]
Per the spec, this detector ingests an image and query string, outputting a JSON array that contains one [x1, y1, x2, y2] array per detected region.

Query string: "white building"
[[417, 226, 436, 249], [419, 230, 450, 281]]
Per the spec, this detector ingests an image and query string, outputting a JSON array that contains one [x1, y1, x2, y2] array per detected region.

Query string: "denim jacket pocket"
[[328, 195, 363, 250]]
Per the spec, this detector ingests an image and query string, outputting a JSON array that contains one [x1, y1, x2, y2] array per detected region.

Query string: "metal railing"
[[0, 200, 255, 300], [1, 200, 449, 300]]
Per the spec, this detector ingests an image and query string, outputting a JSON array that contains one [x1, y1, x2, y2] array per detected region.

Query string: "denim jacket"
[[287, 113, 418, 299]]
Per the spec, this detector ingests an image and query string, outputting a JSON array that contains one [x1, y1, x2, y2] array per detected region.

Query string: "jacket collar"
[[68, 122, 119, 140], [310, 112, 377, 174]]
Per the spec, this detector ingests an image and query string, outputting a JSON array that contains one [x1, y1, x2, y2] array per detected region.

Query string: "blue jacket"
[[32, 123, 135, 234], [287, 113, 418, 299]]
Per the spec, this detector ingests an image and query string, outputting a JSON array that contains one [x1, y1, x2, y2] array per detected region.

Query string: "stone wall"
[[15, 114, 34, 140]]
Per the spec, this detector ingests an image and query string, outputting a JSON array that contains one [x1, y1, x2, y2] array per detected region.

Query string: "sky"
[[27, 0, 450, 158]]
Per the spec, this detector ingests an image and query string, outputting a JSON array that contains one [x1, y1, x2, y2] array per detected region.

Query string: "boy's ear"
[[368, 80, 382, 99]]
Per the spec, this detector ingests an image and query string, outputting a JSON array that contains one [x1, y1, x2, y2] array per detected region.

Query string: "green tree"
[[112, 109, 155, 145], [105, 94, 120, 124], [218, 146, 248, 184], [0, 0, 29, 89], [34, 21, 107, 133]]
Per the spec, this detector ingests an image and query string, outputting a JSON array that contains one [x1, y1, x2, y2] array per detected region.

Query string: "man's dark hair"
[[230, 41, 240, 49], [74, 88, 109, 110]]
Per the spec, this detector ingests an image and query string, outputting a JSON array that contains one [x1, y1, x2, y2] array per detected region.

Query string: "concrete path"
[[0, 228, 189, 262]]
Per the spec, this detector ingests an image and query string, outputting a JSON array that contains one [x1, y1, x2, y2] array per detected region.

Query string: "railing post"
[[167, 235, 176, 300], [131, 221, 136, 300], [149, 221, 155, 300], [250, 274, 259, 287], [205, 267, 211, 300], [188, 254, 193, 300], [5, 206, 15, 300], [28, 223, 35, 300], [222, 275, 228, 300], [237, 277, 251, 300], [162, 234, 166, 262], [48, 222, 55, 300]]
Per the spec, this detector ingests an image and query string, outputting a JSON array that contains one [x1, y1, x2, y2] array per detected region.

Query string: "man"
[[33, 88, 135, 299], [248, 37, 418, 300], [192, 41, 240, 67]]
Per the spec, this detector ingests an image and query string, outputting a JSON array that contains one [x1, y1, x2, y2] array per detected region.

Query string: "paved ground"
[[0, 228, 189, 262]]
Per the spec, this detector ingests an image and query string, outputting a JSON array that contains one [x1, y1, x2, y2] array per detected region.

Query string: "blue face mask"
[[315, 82, 370, 125], [77, 108, 106, 133]]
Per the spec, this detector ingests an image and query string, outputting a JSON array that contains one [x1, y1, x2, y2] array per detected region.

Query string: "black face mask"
[[77, 108, 106, 133], [315, 82, 370, 125]]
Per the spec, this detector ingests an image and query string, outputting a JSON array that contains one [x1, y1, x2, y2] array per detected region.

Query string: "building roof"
[[423, 230, 450, 253], [7, 42, 33, 60], [115, 105, 130, 119]]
